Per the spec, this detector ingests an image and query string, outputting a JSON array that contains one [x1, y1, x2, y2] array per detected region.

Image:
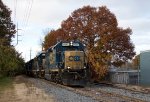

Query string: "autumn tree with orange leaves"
[[43, 5, 135, 80], [61, 6, 135, 80], [43, 28, 67, 50], [132, 54, 140, 69]]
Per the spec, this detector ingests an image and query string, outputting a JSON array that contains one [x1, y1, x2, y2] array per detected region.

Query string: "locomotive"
[[25, 51, 45, 78], [25, 40, 89, 86], [25, 59, 33, 76]]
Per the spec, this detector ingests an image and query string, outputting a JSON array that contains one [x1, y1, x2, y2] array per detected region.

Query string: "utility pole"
[[42, 42, 45, 51], [15, 23, 22, 46], [25, 54, 26, 62], [30, 48, 32, 60]]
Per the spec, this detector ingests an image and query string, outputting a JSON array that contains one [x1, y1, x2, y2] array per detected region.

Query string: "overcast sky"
[[3, 0, 150, 62]]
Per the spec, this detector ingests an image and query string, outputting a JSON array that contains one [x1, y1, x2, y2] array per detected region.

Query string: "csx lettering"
[[69, 56, 80, 61]]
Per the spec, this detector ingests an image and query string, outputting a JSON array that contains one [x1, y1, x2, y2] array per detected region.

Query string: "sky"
[[3, 0, 150, 62]]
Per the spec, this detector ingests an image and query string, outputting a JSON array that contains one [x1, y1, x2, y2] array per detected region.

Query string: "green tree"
[[0, 0, 24, 76], [0, 46, 24, 76], [0, 0, 16, 46]]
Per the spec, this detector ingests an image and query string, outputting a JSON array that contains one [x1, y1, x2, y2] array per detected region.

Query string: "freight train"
[[25, 41, 89, 86]]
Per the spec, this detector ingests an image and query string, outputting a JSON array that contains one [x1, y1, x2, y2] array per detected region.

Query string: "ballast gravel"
[[28, 78, 98, 102], [90, 84, 150, 102], [27, 77, 150, 102]]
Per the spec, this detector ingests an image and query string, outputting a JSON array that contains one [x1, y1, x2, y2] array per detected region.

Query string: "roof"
[[109, 68, 140, 73], [140, 50, 150, 53]]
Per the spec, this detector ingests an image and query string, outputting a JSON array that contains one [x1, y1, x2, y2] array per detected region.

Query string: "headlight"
[[67, 66, 71, 69], [70, 41, 73, 46]]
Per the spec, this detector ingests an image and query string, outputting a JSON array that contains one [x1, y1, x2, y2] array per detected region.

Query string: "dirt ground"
[[0, 76, 55, 102]]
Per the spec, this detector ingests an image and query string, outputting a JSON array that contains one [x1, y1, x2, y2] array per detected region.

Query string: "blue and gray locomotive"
[[25, 41, 88, 86], [25, 51, 45, 77], [45, 41, 88, 86]]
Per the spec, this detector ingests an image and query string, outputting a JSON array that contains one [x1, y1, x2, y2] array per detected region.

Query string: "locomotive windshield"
[[64, 46, 82, 51]]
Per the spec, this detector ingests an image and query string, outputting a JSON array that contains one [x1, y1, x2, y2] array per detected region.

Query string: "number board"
[[62, 42, 79, 46], [62, 43, 70, 46], [69, 56, 80, 61]]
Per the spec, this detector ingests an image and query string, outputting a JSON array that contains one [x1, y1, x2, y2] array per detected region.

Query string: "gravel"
[[27, 77, 150, 102], [90, 84, 150, 102], [28, 78, 98, 102]]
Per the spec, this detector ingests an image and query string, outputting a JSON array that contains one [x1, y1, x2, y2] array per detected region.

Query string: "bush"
[[0, 46, 25, 77]]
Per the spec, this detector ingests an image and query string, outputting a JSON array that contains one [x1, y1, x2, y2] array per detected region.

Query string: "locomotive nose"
[[64, 51, 84, 70]]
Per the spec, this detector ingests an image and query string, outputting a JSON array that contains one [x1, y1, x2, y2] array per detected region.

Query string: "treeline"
[[0, 0, 24, 77], [43, 6, 135, 81]]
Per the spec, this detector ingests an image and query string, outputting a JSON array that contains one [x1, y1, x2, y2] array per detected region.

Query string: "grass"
[[0, 76, 13, 91]]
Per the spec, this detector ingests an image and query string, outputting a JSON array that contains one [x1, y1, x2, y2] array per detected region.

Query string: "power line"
[[25, 0, 33, 27], [22, 0, 34, 29], [13, 0, 17, 23], [21, 0, 28, 28], [22, 0, 31, 28]]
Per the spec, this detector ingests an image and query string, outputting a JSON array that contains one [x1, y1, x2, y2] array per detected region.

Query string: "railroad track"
[[85, 82, 150, 102], [33, 78, 148, 102]]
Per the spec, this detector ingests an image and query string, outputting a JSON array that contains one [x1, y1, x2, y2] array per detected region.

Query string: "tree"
[[61, 6, 135, 80], [61, 6, 98, 47], [0, 0, 16, 46], [0, 0, 24, 76], [43, 28, 66, 50], [0, 45, 25, 76], [132, 54, 140, 69]]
